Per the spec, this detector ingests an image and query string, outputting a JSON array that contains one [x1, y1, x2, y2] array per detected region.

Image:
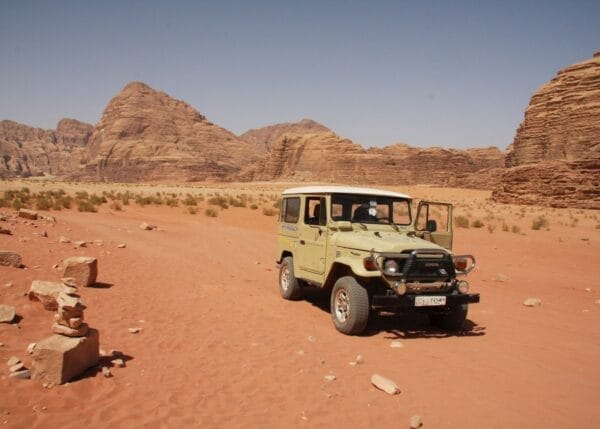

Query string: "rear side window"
[[281, 197, 300, 223]]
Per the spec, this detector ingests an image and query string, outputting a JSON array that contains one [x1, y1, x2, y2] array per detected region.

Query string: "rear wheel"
[[429, 303, 468, 330], [279, 257, 303, 300], [330, 276, 370, 335]]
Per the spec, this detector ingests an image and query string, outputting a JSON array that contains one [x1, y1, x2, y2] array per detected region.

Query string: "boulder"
[[0, 305, 16, 323], [0, 250, 22, 268], [371, 374, 401, 395], [29, 280, 65, 311], [0, 227, 11, 235], [51, 322, 89, 337], [62, 256, 97, 287], [18, 208, 38, 220], [31, 329, 99, 385]]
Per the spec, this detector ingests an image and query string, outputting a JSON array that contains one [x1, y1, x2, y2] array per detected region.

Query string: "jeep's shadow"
[[302, 288, 486, 339]]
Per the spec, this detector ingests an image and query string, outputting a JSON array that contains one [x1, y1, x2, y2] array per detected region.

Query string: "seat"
[[352, 206, 370, 222]]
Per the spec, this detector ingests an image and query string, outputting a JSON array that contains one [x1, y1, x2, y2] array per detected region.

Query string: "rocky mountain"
[[494, 52, 600, 208], [0, 119, 92, 178], [82, 82, 264, 182], [245, 131, 505, 188], [239, 119, 331, 150]]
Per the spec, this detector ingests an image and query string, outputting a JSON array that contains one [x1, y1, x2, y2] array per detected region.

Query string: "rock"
[[52, 322, 89, 337], [494, 53, 600, 209], [0, 227, 11, 235], [27, 343, 37, 354], [492, 273, 510, 283], [101, 366, 111, 377], [523, 298, 542, 307], [390, 340, 404, 349], [33, 231, 48, 238], [111, 358, 125, 368], [117, 243, 126, 248], [139, 223, 156, 230], [0, 250, 22, 268], [4, 282, 13, 288], [9, 369, 31, 380], [9, 362, 25, 373], [59, 236, 70, 243], [108, 350, 123, 357], [29, 280, 65, 310], [355, 355, 364, 364], [324, 374, 336, 382], [74, 241, 87, 248], [42, 215, 56, 223], [584, 288, 592, 292], [61, 277, 78, 288], [18, 209, 38, 220], [56, 292, 86, 311], [6, 356, 21, 367], [94, 240, 103, 246], [371, 374, 401, 395], [0, 305, 16, 323], [128, 327, 142, 334], [62, 256, 98, 287], [31, 329, 100, 385], [409, 415, 423, 428]]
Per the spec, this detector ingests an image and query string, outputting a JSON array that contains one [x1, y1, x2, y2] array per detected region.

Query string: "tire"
[[429, 303, 468, 330], [279, 257, 303, 300], [330, 276, 370, 335]]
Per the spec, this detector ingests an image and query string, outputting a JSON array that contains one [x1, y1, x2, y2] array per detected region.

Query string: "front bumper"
[[371, 293, 480, 310]]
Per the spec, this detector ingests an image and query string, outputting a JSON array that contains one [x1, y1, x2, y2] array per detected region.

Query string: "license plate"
[[414, 296, 446, 307]]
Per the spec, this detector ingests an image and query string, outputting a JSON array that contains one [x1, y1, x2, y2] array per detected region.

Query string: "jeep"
[[276, 186, 479, 335]]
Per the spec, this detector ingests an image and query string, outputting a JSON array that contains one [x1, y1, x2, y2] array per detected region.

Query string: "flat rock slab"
[[63, 256, 98, 287], [18, 208, 38, 220], [29, 280, 65, 311], [0, 305, 16, 323], [0, 250, 22, 268], [371, 374, 401, 395], [31, 329, 99, 385], [523, 297, 542, 307]]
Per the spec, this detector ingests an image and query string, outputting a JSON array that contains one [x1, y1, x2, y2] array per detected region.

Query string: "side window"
[[282, 197, 300, 223], [416, 202, 450, 232], [331, 203, 344, 220], [304, 197, 326, 226]]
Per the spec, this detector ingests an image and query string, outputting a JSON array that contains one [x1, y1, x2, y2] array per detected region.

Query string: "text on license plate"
[[414, 296, 447, 307]]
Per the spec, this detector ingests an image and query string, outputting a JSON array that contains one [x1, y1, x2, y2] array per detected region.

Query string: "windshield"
[[330, 194, 411, 225]]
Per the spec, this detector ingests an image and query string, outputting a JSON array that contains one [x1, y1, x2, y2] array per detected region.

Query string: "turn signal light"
[[363, 257, 378, 271]]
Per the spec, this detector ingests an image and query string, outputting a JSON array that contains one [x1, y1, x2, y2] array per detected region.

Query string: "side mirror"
[[426, 219, 437, 232], [331, 221, 353, 231]]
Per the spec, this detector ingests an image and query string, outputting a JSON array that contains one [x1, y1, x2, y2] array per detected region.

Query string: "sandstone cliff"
[[82, 82, 264, 182], [239, 119, 331, 150], [495, 52, 600, 208], [0, 119, 92, 178], [245, 131, 505, 188]]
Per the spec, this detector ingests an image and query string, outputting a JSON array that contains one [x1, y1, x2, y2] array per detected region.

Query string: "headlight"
[[383, 259, 400, 274], [457, 280, 469, 294]]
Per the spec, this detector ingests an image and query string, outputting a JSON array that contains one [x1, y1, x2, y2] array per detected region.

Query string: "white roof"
[[282, 186, 411, 199]]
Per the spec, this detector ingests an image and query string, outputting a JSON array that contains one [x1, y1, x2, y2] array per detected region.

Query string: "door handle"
[[299, 240, 306, 245]]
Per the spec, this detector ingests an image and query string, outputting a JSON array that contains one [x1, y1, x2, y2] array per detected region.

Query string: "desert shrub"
[[165, 197, 179, 207], [205, 208, 218, 217], [487, 224, 496, 234], [208, 195, 228, 208], [511, 225, 521, 234], [250, 204, 258, 210], [272, 198, 282, 208], [471, 219, 484, 228], [78, 200, 97, 213], [57, 196, 72, 209], [188, 206, 198, 215], [262, 207, 278, 216], [75, 191, 89, 199], [454, 215, 469, 228], [0, 198, 7, 208], [531, 216, 549, 230], [109, 201, 122, 211], [35, 196, 51, 211], [502, 223, 509, 232], [89, 194, 107, 206], [183, 194, 197, 206], [12, 199, 26, 210], [595, 224, 600, 229]]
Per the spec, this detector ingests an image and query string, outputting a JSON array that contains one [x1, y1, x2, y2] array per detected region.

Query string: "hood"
[[333, 230, 445, 253]]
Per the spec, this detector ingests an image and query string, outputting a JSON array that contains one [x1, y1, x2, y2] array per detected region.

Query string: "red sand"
[[1, 197, 599, 428]]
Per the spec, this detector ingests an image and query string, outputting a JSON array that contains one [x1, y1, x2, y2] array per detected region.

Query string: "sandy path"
[[1, 203, 599, 428]]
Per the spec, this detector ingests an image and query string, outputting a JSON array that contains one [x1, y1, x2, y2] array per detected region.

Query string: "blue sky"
[[1, 1, 598, 149]]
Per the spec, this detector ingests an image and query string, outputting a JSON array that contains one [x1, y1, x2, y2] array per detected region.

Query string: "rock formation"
[[246, 132, 505, 188], [82, 82, 264, 182], [494, 52, 600, 208], [0, 119, 92, 178], [239, 119, 331, 150]]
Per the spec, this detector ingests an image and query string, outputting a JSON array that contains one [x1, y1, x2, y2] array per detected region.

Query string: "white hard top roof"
[[282, 186, 411, 199]]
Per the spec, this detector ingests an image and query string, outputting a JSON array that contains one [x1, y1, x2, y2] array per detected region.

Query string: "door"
[[415, 201, 453, 250], [297, 196, 327, 281]]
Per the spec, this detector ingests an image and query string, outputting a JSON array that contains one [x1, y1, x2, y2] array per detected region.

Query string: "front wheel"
[[279, 257, 303, 300], [429, 303, 468, 330], [330, 276, 370, 335]]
